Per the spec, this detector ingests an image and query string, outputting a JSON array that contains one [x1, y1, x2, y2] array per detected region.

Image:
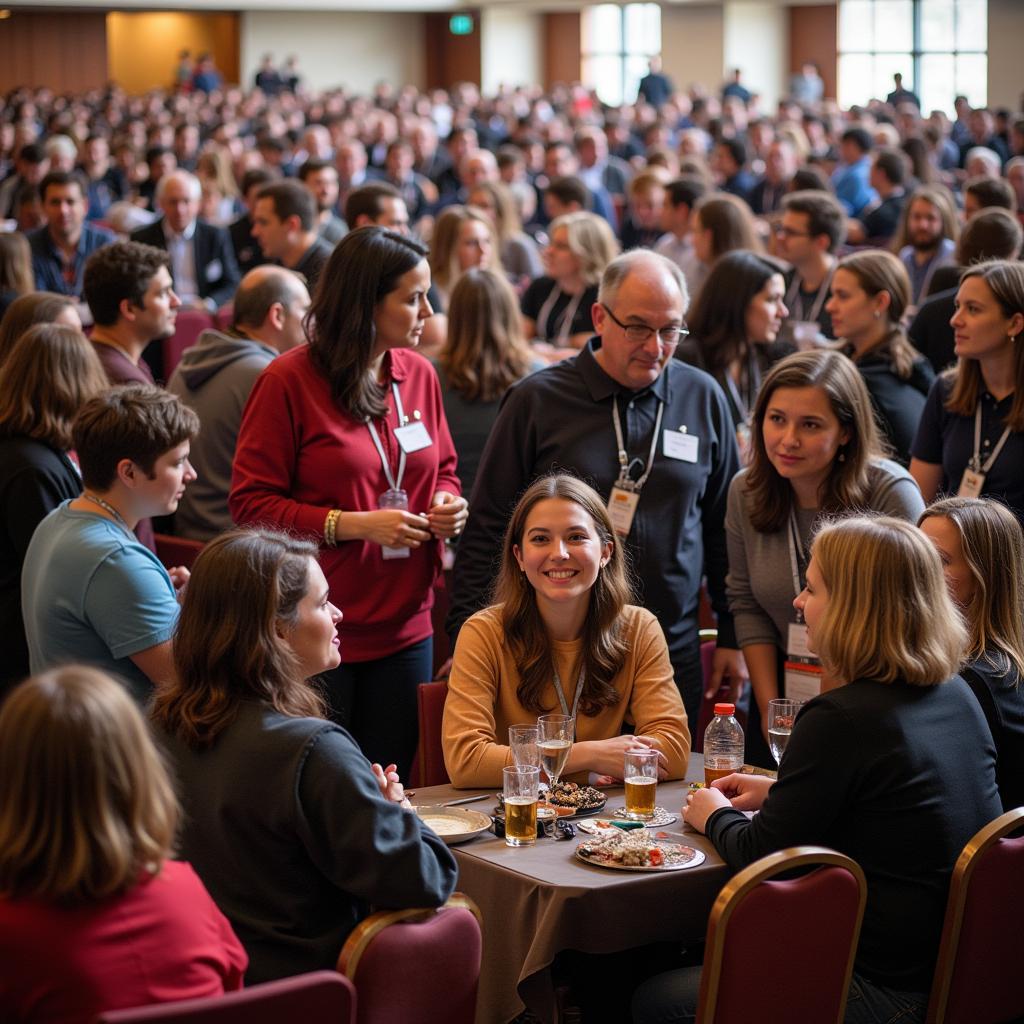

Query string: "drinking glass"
[[502, 765, 540, 847], [767, 698, 803, 766], [508, 724, 539, 768], [623, 748, 659, 820], [537, 714, 573, 791]]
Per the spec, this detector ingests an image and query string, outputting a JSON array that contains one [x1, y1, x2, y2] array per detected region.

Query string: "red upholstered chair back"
[[926, 807, 1024, 1024], [154, 533, 205, 571], [337, 894, 482, 1024], [412, 680, 449, 788], [98, 970, 356, 1022], [697, 847, 866, 1024], [162, 309, 215, 380]]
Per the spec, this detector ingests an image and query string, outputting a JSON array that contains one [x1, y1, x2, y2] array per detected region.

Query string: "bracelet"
[[324, 509, 342, 547]]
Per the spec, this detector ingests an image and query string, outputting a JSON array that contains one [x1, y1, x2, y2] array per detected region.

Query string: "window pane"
[[839, 0, 873, 51], [581, 4, 622, 56], [955, 0, 987, 51], [839, 53, 873, 107], [624, 3, 660, 54], [920, 54, 955, 115], [874, 53, 913, 102], [583, 55, 624, 106], [921, 0, 955, 51], [955, 54, 987, 108], [873, 1, 913, 50], [624, 55, 650, 103]]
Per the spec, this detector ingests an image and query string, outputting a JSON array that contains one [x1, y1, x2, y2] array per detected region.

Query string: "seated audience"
[[688, 193, 762, 301], [963, 175, 1017, 220], [443, 474, 690, 788], [229, 167, 276, 275], [846, 146, 907, 245], [429, 205, 495, 310], [911, 259, 1024, 524], [251, 179, 334, 293], [0, 290, 81, 369], [21, 386, 197, 703], [344, 181, 411, 234], [297, 158, 347, 245], [830, 127, 877, 217], [0, 231, 33, 321], [637, 515, 1001, 1024], [619, 169, 668, 250], [151, 528, 458, 982], [168, 266, 311, 541], [919, 497, 1024, 812], [654, 176, 709, 298], [467, 178, 542, 285], [711, 137, 756, 205], [894, 185, 960, 308], [827, 250, 935, 464]]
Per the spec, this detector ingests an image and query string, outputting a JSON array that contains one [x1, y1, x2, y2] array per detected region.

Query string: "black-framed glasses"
[[601, 304, 688, 345]]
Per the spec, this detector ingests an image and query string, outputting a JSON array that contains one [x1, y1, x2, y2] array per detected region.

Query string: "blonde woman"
[[919, 497, 1024, 811], [638, 516, 1001, 1024], [427, 204, 495, 309], [466, 179, 542, 284], [0, 667, 246, 1023]]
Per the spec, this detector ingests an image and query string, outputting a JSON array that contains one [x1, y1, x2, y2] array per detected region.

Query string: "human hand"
[[683, 785, 731, 833], [426, 491, 468, 539], [168, 565, 191, 594], [710, 772, 773, 811], [363, 509, 432, 548], [371, 762, 412, 809], [574, 735, 669, 780], [705, 646, 749, 703]]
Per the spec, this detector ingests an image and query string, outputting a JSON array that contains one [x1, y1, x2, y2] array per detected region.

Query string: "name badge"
[[607, 485, 639, 538], [784, 622, 822, 701], [394, 421, 433, 454], [205, 258, 223, 282], [379, 488, 411, 560], [957, 468, 986, 499], [663, 430, 699, 463]]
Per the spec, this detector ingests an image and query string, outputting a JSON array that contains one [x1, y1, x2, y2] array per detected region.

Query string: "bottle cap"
[[713, 703, 736, 715]]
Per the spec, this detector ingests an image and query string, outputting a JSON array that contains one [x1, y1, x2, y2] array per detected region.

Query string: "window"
[[837, 0, 986, 113], [581, 3, 661, 108]]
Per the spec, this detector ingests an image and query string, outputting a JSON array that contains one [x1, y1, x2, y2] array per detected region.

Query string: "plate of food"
[[543, 781, 607, 818], [574, 831, 706, 871], [414, 805, 493, 845]]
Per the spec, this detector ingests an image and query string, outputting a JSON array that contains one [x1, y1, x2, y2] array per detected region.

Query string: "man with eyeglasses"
[[449, 250, 744, 732]]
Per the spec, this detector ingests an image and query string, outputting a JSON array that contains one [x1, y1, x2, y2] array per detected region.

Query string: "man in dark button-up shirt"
[[449, 250, 743, 729]]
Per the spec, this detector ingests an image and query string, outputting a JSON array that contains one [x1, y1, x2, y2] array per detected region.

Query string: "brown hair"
[[0, 231, 33, 296], [492, 474, 632, 716], [747, 350, 887, 533], [83, 241, 172, 328], [0, 324, 108, 449], [0, 666, 177, 904], [439, 268, 534, 403], [0, 291, 78, 369], [693, 193, 762, 262], [467, 180, 523, 246], [429, 205, 494, 300], [152, 529, 326, 748], [892, 184, 960, 253]]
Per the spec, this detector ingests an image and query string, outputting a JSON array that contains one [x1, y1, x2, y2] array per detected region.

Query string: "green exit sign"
[[449, 14, 473, 35]]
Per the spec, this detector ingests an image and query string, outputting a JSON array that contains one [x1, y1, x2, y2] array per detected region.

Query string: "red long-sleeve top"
[[230, 345, 460, 661]]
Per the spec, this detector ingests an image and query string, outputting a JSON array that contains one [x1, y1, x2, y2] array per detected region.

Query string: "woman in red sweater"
[[230, 227, 466, 776]]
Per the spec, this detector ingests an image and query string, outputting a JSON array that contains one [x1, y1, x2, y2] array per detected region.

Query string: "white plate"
[[574, 842, 706, 872], [414, 805, 492, 845], [605, 806, 678, 826]]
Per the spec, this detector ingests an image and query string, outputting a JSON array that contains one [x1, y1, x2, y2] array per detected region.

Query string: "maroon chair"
[[162, 309, 214, 380], [214, 303, 234, 331], [411, 680, 449, 788], [98, 970, 356, 1023], [926, 806, 1024, 1024], [154, 533, 205, 572], [697, 847, 866, 1024], [337, 894, 482, 1024]]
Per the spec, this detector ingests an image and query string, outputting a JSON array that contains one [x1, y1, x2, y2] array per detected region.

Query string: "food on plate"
[[576, 831, 696, 868], [544, 781, 606, 812]]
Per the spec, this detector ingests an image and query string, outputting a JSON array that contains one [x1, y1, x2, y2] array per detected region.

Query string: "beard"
[[911, 231, 942, 252]]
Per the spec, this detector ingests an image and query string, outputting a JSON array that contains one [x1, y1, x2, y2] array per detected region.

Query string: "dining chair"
[[925, 805, 1024, 1024], [337, 893, 482, 1024], [411, 679, 449, 788], [696, 846, 866, 1024], [162, 308, 215, 380], [98, 970, 356, 1022], [154, 533, 205, 572]]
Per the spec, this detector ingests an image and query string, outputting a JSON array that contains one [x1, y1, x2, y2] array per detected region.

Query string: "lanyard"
[[971, 401, 1013, 474], [553, 664, 586, 727], [83, 492, 131, 535], [537, 283, 584, 346], [784, 267, 833, 325], [723, 347, 763, 423], [611, 394, 665, 492], [366, 382, 407, 492], [787, 506, 808, 621]]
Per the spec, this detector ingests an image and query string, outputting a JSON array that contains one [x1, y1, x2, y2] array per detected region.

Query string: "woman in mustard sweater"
[[442, 474, 690, 788]]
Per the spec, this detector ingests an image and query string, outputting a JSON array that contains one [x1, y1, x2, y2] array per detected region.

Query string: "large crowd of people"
[[1, 56, 1023, 1023]]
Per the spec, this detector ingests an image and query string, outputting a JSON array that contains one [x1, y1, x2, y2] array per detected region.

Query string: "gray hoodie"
[[168, 327, 279, 541]]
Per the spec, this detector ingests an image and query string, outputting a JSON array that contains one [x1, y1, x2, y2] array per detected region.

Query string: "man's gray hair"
[[598, 250, 689, 314], [155, 169, 202, 204]]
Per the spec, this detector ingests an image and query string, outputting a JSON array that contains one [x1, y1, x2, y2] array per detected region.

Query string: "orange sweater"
[[442, 604, 691, 788]]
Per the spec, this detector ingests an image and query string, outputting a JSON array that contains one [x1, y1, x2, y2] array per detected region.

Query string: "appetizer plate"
[[575, 840, 706, 872], [414, 805, 492, 845]]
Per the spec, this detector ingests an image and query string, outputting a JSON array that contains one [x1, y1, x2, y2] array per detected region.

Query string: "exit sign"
[[449, 14, 473, 35]]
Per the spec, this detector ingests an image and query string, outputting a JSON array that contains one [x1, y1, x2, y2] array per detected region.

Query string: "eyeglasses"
[[774, 225, 812, 239], [600, 304, 688, 345]]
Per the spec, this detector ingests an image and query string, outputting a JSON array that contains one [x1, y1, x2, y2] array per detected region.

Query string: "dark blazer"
[[131, 218, 241, 308]]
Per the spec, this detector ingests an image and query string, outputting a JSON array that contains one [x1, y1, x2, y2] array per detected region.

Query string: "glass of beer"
[[623, 748, 659, 820], [502, 765, 540, 847], [509, 724, 539, 768], [537, 713, 573, 791]]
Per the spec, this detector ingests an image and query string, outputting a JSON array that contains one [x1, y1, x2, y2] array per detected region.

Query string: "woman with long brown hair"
[[442, 474, 690, 787], [0, 290, 82, 370]]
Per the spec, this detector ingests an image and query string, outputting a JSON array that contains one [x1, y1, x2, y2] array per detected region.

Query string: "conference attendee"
[[959, 107, 1010, 168], [25, 170, 115, 298], [788, 61, 824, 107], [827, 250, 935, 464], [749, 139, 798, 217], [830, 127, 877, 217], [637, 56, 674, 109], [638, 518, 1000, 1024], [575, 126, 631, 202], [711, 138, 756, 206], [297, 158, 347, 245], [450, 250, 743, 730], [381, 139, 432, 223], [21, 386, 198, 703], [0, 290, 82, 369], [131, 169, 240, 311], [343, 181, 410, 234], [0, 667, 247, 1023], [654, 176, 709, 299], [229, 167, 275, 275], [152, 528, 458, 982], [443, 474, 690, 787], [963, 175, 1017, 220], [0, 232, 32, 322], [230, 228, 465, 778], [909, 208, 1023, 374], [195, 148, 241, 227], [335, 139, 372, 214], [619, 170, 669, 251], [79, 134, 127, 221], [885, 71, 920, 109], [911, 260, 1024, 525], [846, 147, 908, 245], [251, 179, 333, 293], [0, 142, 48, 219], [428, 204, 495, 311], [169, 267, 311, 541], [919, 497, 1024, 812], [0, 325, 107, 698], [894, 185, 959, 307], [466, 179, 543, 284], [521, 211, 619, 349], [689, 193, 763, 301], [137, 145, 177, 212]]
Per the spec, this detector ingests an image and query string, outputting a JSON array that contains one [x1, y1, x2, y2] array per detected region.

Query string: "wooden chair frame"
[[925, 806, 1024, 1024], [697, 846, 867, 1024]]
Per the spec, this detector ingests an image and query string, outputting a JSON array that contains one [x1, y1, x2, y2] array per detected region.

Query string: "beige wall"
[[239, 11, 425, 94], [480, 9, 542, 94], [724, 1, 788, 110], [661, 4, 725, 97], [987, 0, 1024, 109]]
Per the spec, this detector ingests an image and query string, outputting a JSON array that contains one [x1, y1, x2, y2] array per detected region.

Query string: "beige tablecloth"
[[414, 756, 731, 1024]]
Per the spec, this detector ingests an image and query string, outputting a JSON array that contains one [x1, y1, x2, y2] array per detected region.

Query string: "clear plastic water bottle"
[[703, 703, 744, 785]]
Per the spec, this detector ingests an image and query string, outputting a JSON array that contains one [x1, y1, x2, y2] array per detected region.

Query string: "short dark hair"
[[18, 143, 46, 165], [240, 167, 277, 196], [782, 190, 847, 252], [256, 180, 316, 232], [957, 207, 1024, 264], [665, 175, 709, 210], [545, 175, 590, 210], [841, 127, 873, 154], [297, 158, 335, 182], [717, 137, 748, 169], [73, 385, 199, 490], [343, 182, 402, 227], [873, 148, 906, 186], [83, 242, 172, 327], [964, 176, 1016, 212], [38, 170, 86, 203], [145, 145, 172, 166]]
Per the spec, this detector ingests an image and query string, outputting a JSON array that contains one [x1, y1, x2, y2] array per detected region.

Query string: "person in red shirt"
[[230, 226, 467, 777], [0, 666, 247, 1023]]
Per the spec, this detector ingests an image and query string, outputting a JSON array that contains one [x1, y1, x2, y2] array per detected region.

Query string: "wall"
[[542, 12, 581, 88], [107, 12, 239, 94], [723, 1, 788, 111], [481, 9, 541, 94], [788, 3, 837, 101], [987, 0, 1024, 110], [0, 10, 107, 94], [239, 11, 425, 94], [661, 5, 725, 98], [425, 11, 481, 89]]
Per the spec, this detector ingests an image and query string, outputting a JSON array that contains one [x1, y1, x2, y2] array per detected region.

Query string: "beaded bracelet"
[[324, 509, 342, 546]]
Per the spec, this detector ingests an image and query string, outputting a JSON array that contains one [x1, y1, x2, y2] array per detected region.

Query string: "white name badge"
[[957, 468, 986, 499], [784, 622, 822, 702], [394, 421, 433, 454], [663, 430, 699, 463], [787, 622, 814, 660], [607, 485, 639, 538]]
